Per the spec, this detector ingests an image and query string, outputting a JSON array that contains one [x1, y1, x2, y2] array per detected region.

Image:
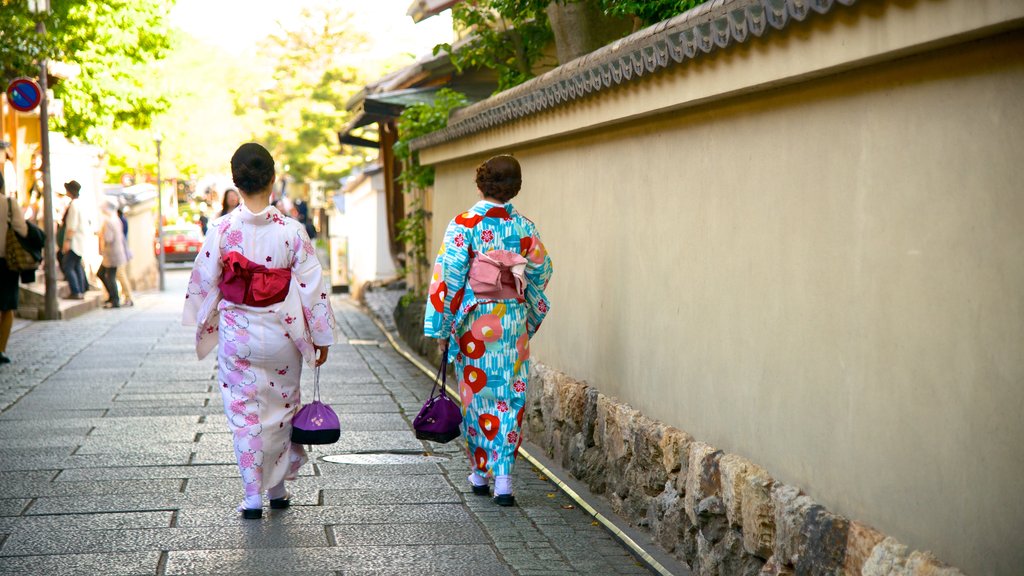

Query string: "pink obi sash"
[[469, 250, 527, 301], [219, 251, 291, 307]]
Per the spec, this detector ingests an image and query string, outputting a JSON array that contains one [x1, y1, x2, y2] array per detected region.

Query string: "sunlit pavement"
[[0, 269, 653, 575]]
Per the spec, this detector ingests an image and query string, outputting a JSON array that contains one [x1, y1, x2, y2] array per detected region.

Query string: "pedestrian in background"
[[0, 173, 27, 365], [424, 155, 553, 506], [218, 187, 240, 218], [183, 142, 335, 519], [58, 180, 88, 300], [115, 206, 134, 307], [97, 201, 127, 308]]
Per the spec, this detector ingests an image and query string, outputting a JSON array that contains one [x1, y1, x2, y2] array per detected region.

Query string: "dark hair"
[[221, 187, 240, 215], [475, 155, 521, 203], [64, 180, 81, 197], [231, 143, 275, 194]]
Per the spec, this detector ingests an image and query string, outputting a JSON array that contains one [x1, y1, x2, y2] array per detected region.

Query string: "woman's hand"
[[314, 345, 329, 367], [436, 338, 447, 355]]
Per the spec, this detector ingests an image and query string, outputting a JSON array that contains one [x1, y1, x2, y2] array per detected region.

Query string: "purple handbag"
[[413, 343, 463, 443], [291, 366, 340, 445]]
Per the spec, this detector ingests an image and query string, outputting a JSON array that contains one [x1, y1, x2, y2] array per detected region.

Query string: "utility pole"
[[30, 0, 58, 320], [155, 133, 165, 291]]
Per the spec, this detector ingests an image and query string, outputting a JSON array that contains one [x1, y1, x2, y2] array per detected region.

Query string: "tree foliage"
[[436, 1, 554, 92], [598, 0, 707, 27], [255, 5, 368, 184], [393, 89, 469, 292], [435, 0, 708, 92], [0, 0, 174, 143]]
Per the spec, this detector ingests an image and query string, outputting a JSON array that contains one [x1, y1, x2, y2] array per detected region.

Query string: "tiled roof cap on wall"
[[409, 0, 858, 152]]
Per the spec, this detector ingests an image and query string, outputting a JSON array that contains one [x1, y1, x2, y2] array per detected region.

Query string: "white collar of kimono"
[[474, 200, 514, 213], [237, 203, 284, 226]]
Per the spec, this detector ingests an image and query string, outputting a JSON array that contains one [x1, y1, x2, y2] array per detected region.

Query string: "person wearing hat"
[[59, 180, 88, 299]]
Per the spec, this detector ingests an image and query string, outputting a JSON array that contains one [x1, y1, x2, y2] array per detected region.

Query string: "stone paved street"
[[0, 270, 655, 576]]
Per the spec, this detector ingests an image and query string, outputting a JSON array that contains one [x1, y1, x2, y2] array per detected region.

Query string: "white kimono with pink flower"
[[183, 204, 335, 501]]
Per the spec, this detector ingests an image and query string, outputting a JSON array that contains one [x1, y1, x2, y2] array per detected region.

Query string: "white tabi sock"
[[468, 472, 488, 487], [267, 480, 287, 501], [495, 475, 513, 496], [238, 493, 262, 512]]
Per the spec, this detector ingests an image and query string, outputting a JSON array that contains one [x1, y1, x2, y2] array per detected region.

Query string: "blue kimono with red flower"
[[424, 200, 553, 477]]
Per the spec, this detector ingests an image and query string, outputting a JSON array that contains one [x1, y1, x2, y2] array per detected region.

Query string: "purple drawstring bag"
[[292, 366, 340, 445], [413, 342, 463, 443]]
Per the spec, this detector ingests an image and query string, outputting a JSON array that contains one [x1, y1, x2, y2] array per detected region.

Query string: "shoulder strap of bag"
[[429, 341, 450, 400], [313, 365, 321, 403]]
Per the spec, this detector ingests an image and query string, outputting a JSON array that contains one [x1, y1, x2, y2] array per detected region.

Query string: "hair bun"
[[231, 143, 275, 194]]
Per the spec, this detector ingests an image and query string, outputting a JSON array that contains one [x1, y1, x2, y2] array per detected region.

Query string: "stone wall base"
[[525, 363, 966, 576]]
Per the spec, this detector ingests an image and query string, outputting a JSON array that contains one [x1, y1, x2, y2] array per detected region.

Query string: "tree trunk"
[[546, 0, 633, 65]]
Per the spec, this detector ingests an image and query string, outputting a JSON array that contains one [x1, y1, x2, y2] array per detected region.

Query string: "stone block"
[[771, 483, 815, 566], [660, 426, 692, 479], [760, 555, 795, 576], [740, 466, 775, 559], [906, 551, 966, 576], [719, 454, 755, 528], [863, 537, 909, 576], [649, 483, 684, 553], [582, 387, 599, 447], [625, 414, 668, 499], [794, 505, 849, 576], [844, 521, 886, 575], [684, 442, 723, 525], [862, 538, 966, 576]]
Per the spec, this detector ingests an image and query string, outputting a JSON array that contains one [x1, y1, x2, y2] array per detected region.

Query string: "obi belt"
[[469, 250, 527, 301], [219, 251, 291, 307]]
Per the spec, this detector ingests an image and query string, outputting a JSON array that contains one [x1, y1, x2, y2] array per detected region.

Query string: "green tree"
[[393, 88, 469, 293], [436, 0, 708, 92], [255, 5, 368, 184], [0, 0, 174, 143], [436, 1, 554, 92]]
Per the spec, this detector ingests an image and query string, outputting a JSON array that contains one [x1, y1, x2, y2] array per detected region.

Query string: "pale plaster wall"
[[422, 12, 1024, 576], [344, 171, 397, 288]]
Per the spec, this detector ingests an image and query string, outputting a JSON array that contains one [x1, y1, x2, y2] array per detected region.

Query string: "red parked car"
[[155, 224, 204, 264]]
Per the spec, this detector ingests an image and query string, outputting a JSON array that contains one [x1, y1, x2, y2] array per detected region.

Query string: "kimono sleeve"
[[182, 225, 222, 326], [290, 225, 335, 346], [424, 219, 470, 339], [524, 228, 553, 337]]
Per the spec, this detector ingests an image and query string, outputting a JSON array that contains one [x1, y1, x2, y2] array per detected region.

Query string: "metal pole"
[[156, 139, 165, 291], [37, 19, 58, 321]]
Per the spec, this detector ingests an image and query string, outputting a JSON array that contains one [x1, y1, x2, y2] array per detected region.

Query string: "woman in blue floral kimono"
[[424, 155, 553, 506]]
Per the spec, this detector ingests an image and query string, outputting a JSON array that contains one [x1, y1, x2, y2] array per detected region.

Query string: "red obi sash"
[[219, 251, 291, 307]]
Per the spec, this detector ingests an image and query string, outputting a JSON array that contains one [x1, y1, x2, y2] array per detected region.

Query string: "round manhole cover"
[[321, 452, 450, 465]]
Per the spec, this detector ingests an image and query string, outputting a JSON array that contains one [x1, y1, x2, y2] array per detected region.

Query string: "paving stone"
[[0, 500, 29, 516], [0, 478, 182, 498], [321, 486, 461, 506], [0, 511, 173, 533], [0, 408, 108, 420], [104, 405, 223, 417], [175, 503, 471, 528], [163, 544, 508, 575], [73, 441, 197, 456], [0, 524, 330, 556], [54, 464, 238, 482], [0, 551, 160, 575], [330, 521, 485, 546], [26, 493, 188, 515]]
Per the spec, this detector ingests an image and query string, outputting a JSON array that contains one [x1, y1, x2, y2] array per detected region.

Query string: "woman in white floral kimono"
[[183, 143, 334, 519]]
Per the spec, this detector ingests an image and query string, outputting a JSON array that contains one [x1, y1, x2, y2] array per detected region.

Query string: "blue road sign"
[[6, 78, 42, 113]]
